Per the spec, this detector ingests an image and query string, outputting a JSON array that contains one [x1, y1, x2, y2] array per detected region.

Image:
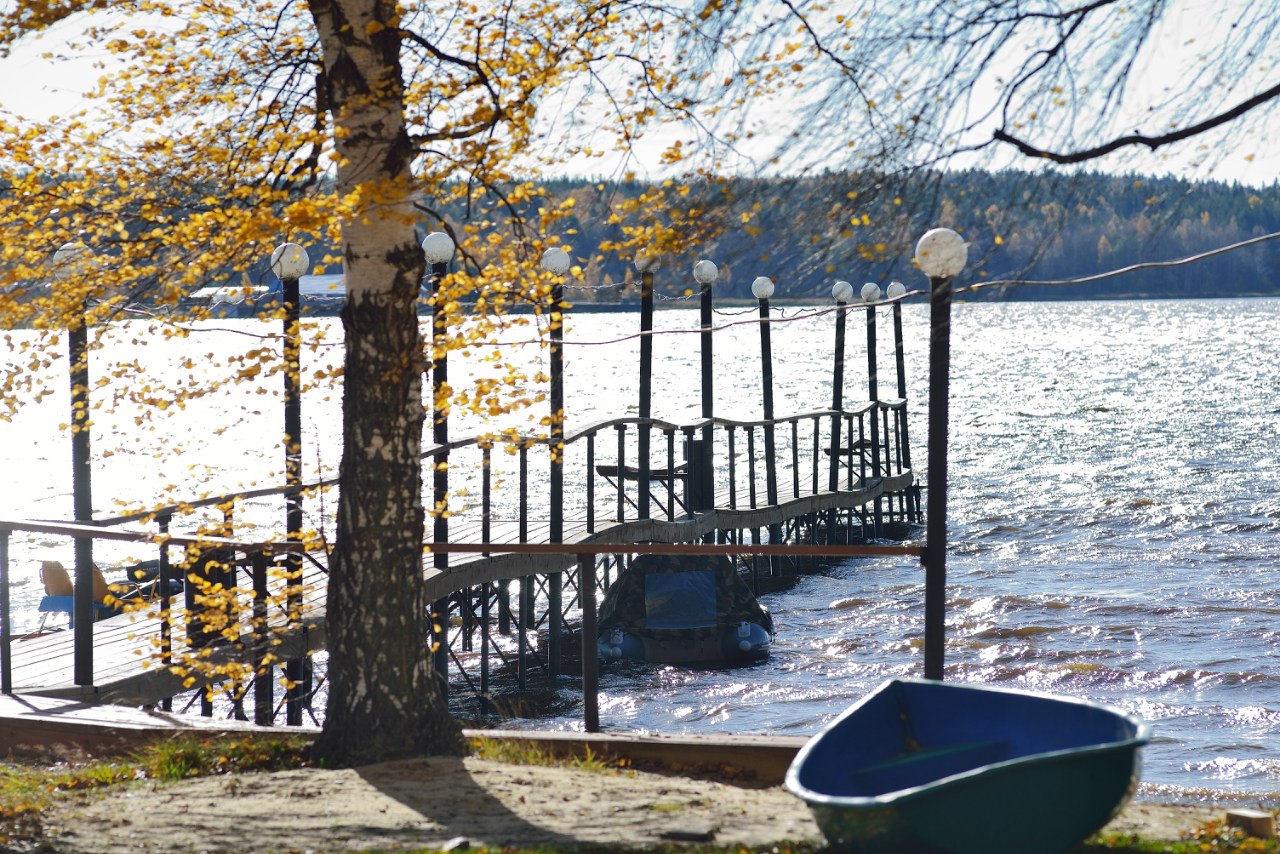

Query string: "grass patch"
[[1078, 817, 1280, 853], [467, 736, 629, 775], [350, 844, 825, 854], [0, 733, 312, 849]]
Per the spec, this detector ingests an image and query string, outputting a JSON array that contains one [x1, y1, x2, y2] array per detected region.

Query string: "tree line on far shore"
[[515, 169, 1280, 303]]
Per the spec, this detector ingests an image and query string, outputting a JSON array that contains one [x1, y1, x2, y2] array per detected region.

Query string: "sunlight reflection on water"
[[4, 298, 1280, 796]]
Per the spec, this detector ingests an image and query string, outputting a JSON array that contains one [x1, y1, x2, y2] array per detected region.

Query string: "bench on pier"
[[594, 462, 691, 518], [593, 463, 688, 483], [822, 438, 884, 457]]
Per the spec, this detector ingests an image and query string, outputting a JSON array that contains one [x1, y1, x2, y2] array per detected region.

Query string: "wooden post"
[[578, 553, 599, 733], [866, 301, 883, 534], [157, 512, 173, 711], [0, 527, 9, 695], [891, 298, 920, 521], [252, 552, 273, 725]]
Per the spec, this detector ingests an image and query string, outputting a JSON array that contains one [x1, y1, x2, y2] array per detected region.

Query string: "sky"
[[0, 2, 1276, 188]]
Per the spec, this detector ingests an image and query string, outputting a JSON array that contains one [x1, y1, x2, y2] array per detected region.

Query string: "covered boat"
[[596, 554, 773, 665], [786, 678, 1150, 854]]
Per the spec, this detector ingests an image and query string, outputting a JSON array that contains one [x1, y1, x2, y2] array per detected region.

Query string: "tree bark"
[[308, 0, 462, 765]]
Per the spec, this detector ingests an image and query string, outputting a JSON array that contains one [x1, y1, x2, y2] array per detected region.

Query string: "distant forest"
[[493, 169, 1280, 303]]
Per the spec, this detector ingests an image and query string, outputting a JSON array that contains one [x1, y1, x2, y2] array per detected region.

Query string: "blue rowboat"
[[786, 678, 1150, 854]]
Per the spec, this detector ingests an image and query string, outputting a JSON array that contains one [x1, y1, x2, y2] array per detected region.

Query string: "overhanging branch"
[[994, 80, 1280, 164]]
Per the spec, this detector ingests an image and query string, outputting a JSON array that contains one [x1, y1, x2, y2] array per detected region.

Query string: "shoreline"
[[2, 706, 1272, 851], [35, 754, 1266, 853]]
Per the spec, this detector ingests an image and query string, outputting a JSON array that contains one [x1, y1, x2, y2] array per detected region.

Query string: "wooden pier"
[[0, 399, 921, 727]]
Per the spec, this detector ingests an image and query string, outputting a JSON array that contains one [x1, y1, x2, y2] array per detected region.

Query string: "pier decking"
[[1, 399, 921, 727]]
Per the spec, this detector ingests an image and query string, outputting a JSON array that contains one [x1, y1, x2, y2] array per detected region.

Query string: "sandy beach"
[[38, 755, 1226, 853]]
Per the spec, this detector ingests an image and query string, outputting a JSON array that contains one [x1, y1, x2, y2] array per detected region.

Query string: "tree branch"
[[994, 79, 1280, 164]]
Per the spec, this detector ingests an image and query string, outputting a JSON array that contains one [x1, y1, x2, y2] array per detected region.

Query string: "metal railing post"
[[579, 553, 599, 732], [0, 528, 10, 694]]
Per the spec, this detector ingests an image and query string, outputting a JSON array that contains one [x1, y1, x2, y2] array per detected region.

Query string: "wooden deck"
[[1, 395, 922, 728], [5, 465, 913, 706]]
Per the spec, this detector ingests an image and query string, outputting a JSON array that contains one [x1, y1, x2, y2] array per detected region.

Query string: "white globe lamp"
[[540, 247, 571, 276], [270, 243, 309, 280], [422, 231, 455, 265], [915, 228, 967, 279], [692, 259, 718, 285], [751, 276, 775, 300]]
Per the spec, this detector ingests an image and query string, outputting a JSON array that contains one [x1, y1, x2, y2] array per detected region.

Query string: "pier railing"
[[423, 398, 914, 555], [0, 397, 918, 724]]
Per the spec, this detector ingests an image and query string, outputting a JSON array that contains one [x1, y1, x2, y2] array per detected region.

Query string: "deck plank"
[[7, 467, 913, 703]]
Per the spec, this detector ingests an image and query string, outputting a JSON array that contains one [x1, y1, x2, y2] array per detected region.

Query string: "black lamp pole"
[[693, 260, 718, 511], [922, 271, 952, 681], [864, 283, 883, 533], [916, 228, 967, 683], [751, 277, 778, 507], [696, 260, 717, 442], [829, 281, 852, 493], [422, 231, 455, 694], [272, 242, 309, 726], [69, 299, 93, 683], [53, 242, 95, 686], [540, 247, 571, 677], [637, 260, 655, 519]]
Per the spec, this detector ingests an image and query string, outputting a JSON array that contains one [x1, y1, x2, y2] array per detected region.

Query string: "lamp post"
[[886, 280, 919, 521], [861, 282, 881, 404], [915, 227, 967, 682], [53, 241, 95, 686], [829, 280, 853, 494], [751, 276, 778, 508], [539, 246, 570, 676], [635, 255, 656, 519], [862, 282, 883, 535], [691, 259, 718, 511], [270, 241, 308, 725], [422, 230, 455, 691]]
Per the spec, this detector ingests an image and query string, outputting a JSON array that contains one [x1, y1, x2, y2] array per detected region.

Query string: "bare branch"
[[993, 79, 1280, 164]]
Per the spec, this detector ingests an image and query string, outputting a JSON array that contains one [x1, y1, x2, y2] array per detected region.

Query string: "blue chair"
[[37, 561, 131, 630]]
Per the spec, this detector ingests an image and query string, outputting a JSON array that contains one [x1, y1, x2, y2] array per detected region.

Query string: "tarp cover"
[[598, 554, 773, 638]]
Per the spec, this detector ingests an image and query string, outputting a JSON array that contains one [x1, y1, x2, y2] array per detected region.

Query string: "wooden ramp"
[[3, 436, 918, 711]]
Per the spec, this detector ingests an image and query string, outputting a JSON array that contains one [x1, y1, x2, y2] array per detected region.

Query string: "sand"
[[37, 756, 1228, 853]]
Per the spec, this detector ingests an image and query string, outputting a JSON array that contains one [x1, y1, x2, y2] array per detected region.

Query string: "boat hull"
[[786, 679, 1150, 854], [595, 553, 774, 666], [598, 620, 772, 665]]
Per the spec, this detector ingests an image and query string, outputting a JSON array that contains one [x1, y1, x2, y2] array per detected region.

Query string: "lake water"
[[3, 296, 1278, 800]]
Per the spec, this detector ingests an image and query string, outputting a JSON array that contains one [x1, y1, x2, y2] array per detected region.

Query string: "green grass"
[[1077, 819, 1280, 853], [0, 733, 312, 849], [467, 735, 629, 775], [339, 845, 825, 854]]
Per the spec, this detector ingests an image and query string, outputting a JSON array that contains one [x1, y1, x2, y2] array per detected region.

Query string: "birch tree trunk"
[[307, 0, 462, 764]]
